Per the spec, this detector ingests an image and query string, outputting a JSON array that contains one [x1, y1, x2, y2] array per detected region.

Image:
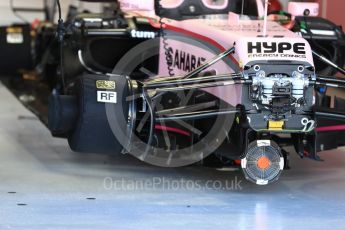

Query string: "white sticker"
[[257, 140, 271, 147], [7, 33, 24, 44], [97, 91, 117, 104], [241, 158, 247, 169], [279, 157, 285, 170], [256, 180, 269, 185]]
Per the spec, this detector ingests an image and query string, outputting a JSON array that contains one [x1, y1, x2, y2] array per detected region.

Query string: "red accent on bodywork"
[[155, 125, 191, 137], [316, 125, 345, 132]]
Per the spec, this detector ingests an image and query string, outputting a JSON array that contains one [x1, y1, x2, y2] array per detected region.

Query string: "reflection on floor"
[[0, 82, 345, 230]]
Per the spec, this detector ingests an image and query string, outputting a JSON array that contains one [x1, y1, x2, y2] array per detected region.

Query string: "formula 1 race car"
[[3, 0, 345, 185]]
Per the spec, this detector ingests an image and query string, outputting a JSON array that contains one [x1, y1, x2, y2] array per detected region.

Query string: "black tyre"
[[68, 73, 131, 154]]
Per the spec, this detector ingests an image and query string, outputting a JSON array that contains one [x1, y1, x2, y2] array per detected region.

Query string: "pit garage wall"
[[316, 0, 345, 30], [0, 0, 103, 26], [279, 0, 345, 30]]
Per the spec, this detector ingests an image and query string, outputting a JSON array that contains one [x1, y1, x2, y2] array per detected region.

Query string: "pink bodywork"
[[119, 0, 266, 16], [119, 0, 315, 106], [288, 2, 319, 17]]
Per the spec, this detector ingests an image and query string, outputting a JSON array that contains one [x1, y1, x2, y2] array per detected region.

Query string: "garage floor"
[[1, 82, 345, 230]]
